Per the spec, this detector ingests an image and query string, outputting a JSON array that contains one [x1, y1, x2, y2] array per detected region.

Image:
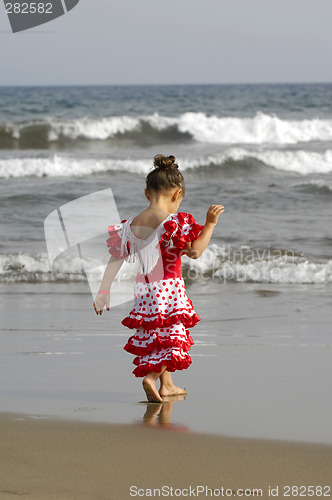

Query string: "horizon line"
[[0, 81, 332, 88]]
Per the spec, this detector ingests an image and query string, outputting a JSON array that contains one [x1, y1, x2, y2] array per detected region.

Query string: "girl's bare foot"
[[142, 377, 163, 403], [159, 384, 187, 397], [159, 370, 187, 397]]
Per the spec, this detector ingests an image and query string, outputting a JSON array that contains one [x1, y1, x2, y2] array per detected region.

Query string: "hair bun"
[[153, 154, 178, 170]]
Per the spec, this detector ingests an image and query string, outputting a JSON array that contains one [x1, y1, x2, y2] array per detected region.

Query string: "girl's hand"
[[206, 204, 224, 225], [93, 293, 110, 316]]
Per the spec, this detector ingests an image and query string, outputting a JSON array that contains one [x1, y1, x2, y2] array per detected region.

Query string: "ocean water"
[[0, 84, 331, 440], [0, 83, 332, 286]]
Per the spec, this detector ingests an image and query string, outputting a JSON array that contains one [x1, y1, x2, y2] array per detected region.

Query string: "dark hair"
[[146, 154, 185, 196]]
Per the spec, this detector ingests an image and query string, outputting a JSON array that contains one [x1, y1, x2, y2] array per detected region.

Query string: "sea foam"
[[176, 112, 332, 144], [1, 245, 331, 284], [1, 149, 332, 178]]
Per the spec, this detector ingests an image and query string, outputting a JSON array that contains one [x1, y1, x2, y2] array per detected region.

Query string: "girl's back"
[[130, 208, 172, 240]]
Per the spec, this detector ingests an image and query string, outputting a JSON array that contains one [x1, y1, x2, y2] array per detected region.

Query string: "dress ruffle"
[[124, 324, 194, 357], [160, 212, 204, 250], [106, 219, 129, 260], [122, 311, 201, 330], [132, 349, 192, 378]]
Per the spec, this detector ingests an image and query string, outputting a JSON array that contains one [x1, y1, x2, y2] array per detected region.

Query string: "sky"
[[1, 0, 332, 85]]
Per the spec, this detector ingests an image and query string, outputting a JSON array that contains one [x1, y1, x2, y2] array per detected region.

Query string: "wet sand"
[[0, 412, 331, 500], [1, 281, 331, 445]]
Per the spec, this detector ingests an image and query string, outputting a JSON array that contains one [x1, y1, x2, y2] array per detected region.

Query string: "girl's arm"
[[183, 204, 224, 260], [99, 255, 124, 291], [93, 256, 124, 315]]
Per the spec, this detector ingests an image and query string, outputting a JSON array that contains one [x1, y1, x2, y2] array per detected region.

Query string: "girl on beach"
[[93, 154, 224, 402]]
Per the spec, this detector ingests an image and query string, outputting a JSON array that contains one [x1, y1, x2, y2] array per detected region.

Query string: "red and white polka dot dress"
[[106, 212, 204, 377]]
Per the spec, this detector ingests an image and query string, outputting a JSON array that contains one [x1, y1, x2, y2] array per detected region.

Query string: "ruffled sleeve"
[[161, 212, 204, 250], [106, 219, 130, 260]]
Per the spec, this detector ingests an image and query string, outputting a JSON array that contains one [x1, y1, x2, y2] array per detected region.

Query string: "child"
[[93, 154, 224, 403]]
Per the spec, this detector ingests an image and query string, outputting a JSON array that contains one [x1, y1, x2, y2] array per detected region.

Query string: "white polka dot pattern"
[[122, 277, 199, 329]]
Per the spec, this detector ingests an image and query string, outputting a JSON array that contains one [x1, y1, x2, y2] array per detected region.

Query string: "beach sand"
[[0, 412, 331, 500]]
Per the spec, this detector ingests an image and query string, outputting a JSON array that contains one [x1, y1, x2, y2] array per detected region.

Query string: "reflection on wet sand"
[[142, 395, 189, 431]]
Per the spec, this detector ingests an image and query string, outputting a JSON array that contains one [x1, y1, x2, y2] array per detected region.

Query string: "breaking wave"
[[2, 112, 332, 147], [1, 245, 331, 284]]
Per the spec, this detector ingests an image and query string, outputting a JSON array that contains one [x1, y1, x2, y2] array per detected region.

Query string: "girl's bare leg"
[[159, 370, 187, 397], [142, 366, 166, 403]]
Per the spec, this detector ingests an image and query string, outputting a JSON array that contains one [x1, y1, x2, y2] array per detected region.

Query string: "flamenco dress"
[[106, 212, 204, 377]]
